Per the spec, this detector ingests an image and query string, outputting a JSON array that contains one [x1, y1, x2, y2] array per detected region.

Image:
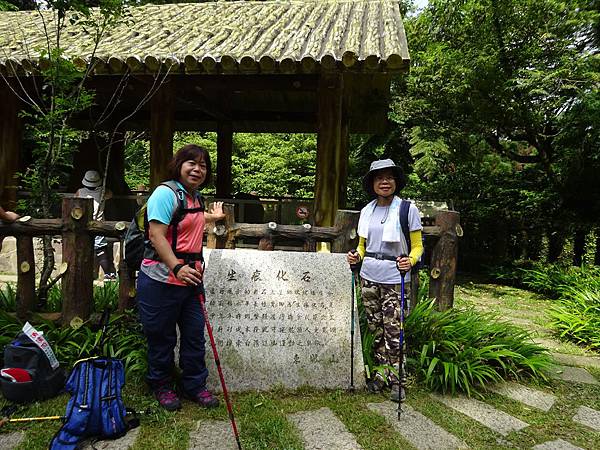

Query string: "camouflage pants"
[[361, 278, 411, 385]]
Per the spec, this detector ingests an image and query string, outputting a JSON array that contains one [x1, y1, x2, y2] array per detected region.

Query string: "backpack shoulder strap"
[[399, 199, 411, 254], [159, 180, 186, 214]]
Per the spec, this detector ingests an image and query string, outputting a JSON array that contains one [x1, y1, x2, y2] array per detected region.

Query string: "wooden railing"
[[0, 198, 461, 324]]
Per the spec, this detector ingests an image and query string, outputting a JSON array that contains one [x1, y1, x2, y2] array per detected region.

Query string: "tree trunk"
[[547, 229, 566, 263], [573, 227, 586, 266]]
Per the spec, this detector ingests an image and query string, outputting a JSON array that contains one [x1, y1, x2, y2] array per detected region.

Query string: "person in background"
[[75, 170, 117, 281], [0, 206, 20, 252], [346, 159, 424, 402], [137, 144, 225, 411]]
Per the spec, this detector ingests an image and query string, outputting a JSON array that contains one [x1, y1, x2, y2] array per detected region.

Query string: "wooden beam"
[[150, 84, 174, 188], [0, 81, 22, 209], [313, 73, 348, 226], [216, 120, 233, 197]]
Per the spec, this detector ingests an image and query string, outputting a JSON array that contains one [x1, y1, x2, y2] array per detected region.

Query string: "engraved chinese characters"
[[201, 249, 366, 392]]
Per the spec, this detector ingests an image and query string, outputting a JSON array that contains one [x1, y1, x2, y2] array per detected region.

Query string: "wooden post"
[[16, 236, 35, 320], [314, 73, 349, 226], [409, 268, 419, 313], [61, 197, 94, 324], [331, 210, 359, 253], [0, 81, 22, 209], [117, 251, 135, 311], [428, 211, 460, 310], [150, 84, 174, 188], [206, 203, 235, 249], [216, 121, 233, 198]]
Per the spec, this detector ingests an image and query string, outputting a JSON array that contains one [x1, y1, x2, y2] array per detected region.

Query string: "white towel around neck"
[[357, 196, 402, 242]]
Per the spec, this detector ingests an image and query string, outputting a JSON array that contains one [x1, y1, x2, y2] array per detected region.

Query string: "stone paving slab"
[[0, 431, 25, 450], [532, 439, 584, 450], [368, 401, 468, 449], [534, 338, 565, 352], [81, 427, 140, 449], [572, 405, 600, 432], [432, 394, 528, 436], [188, 420, 239, 450], [549, 365, 599, 385], [489, 382, 557, 411], [552, 353, 600, 369], [288, 407, 362, 450]]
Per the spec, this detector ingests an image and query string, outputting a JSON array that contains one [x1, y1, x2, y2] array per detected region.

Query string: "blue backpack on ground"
[[49, 358, 136, 449], [50, 310, 138, 449]]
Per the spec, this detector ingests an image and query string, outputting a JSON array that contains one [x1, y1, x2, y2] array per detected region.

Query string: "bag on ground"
[[0, 322, 65, 403], [50, 357, 136, 449]]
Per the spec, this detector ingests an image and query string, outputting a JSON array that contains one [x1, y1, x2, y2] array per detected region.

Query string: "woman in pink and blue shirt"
[[137, 144, 224, 411]]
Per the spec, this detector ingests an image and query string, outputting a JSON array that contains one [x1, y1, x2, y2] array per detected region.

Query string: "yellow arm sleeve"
[[409, 230, 424, 267], [356, 236, 366, 259]]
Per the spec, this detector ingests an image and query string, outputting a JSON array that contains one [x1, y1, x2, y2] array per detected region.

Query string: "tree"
[[3, 0, 170, 305], [388, 0, 599, 264]]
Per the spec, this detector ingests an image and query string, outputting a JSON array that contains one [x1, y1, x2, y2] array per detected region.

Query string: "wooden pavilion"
[[0, 0, 410, 226]]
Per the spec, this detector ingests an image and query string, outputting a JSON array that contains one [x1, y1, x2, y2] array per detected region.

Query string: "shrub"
[[358, 270, 551, 395], [0, 310, 146, 380], [407, 301, 551, 395]]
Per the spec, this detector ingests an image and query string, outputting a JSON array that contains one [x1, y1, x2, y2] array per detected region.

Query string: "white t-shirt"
[[360, 201, 422, 284], [75, 187, 106, 249]]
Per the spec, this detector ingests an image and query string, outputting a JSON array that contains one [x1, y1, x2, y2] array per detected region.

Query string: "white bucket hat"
[[82, 170, 102, 188]]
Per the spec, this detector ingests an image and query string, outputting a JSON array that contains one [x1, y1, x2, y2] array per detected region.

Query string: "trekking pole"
[[194, 281, 242, 450], [0, 415, 64, 427], [396, 254, 408, 420], [349, 250, 361, 392]]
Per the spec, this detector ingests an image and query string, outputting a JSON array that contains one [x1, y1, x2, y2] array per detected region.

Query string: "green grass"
[[4, 376, 600, 450], [2, 273, 600, 448]]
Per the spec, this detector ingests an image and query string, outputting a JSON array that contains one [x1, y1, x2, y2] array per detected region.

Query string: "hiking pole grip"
[[349, 249, 360, 273]]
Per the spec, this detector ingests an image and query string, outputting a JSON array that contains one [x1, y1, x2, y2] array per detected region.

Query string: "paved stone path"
[[549, 365, 599, 385], [532, 439, 584, 450], [288, 407, 363, 450], [367, 401, 468, 449], [0, 432, 24, 450], [431, 393, 529, 436], [551, 353, 600, 369], [188, 420, 239, 450], [488, 382, 557, 411], [1, 343, 598, 449], [81, 427, 140, 449], [572, 405, 600, 432]]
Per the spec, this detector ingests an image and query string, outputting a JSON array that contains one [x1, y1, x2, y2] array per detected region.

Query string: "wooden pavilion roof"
[[0, 0, 410, 76]]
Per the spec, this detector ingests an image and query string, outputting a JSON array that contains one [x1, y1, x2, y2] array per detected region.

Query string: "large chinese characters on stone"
[[201, 249, 366, 392]]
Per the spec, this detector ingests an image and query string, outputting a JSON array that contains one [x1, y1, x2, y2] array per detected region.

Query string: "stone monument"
[[201, 249, 365, 392]]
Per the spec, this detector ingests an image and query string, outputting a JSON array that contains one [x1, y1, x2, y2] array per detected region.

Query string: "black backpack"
[[123, 180, 205, 270], [1, 329, 65, 403]]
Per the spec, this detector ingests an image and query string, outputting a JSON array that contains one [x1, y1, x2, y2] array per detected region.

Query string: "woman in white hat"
[[75, 170, 116, 280], [346, 159, 424, 402]]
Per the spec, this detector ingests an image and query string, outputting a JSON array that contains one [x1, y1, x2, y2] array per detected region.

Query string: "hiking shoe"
[[389, 384, 406, 403], [366, 378, 386, 393], [184, 389, 219, 408], [154, 386, 181, 411]]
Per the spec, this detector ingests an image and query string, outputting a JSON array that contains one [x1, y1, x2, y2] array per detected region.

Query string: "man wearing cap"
[[346, 159, 424, 402], [75, 170, 116, 281]]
